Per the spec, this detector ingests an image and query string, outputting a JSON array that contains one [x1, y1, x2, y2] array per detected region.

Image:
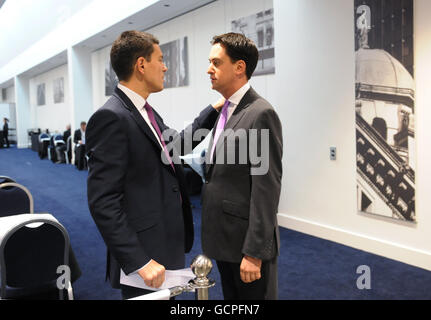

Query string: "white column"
[[14, 76, 32, 148], [67, 46, 93, 163], [67, 46, 94, 133]]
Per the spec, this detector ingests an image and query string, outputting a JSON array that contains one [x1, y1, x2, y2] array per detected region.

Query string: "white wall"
[[92, 0, 274, 132], [0, 86, 15, 104], [275, 0, 431, 271], [0, 103, 9, 119], [29, 64, 70, 132]]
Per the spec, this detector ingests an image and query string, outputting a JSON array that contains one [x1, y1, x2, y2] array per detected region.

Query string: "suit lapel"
[[114, 87, 177, 176], [206, 88, 258, 173], [113, 87, 162, 153]]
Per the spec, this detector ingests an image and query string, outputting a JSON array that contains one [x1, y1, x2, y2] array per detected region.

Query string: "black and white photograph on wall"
[[231, 8, 274, 76], [105, 60, 119, 96], [53, 77, 64, 103], [37, 83, 46, 106], [160, 37, 189, 89], [354, 0, 415, 222]]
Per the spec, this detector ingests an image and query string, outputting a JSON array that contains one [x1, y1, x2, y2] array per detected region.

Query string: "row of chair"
[[38, 133, 72, 164], [0, 175, 80, 300]]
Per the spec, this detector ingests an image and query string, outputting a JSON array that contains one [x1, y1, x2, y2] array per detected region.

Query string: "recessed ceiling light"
[[164, 4, 170, 7], [128, 21, 133, 24]]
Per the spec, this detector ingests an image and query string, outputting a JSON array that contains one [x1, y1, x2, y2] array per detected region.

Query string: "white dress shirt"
[[225, 82, 250, 122], [117, 83, 164, 150], [80, 129, 86, 145]]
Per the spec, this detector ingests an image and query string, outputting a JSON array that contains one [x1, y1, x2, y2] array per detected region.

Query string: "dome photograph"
[[354, 0, 415, 222]]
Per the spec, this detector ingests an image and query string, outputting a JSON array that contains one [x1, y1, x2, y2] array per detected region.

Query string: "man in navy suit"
[[86, 31, 220, 299]]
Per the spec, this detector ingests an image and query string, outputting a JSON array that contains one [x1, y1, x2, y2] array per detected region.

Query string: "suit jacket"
[[202, 87, 283, 263], [86, 86, 218, 288], [3, 122, 8, 136], [73, 129, 82, 144], [63, 129, 71, 144]]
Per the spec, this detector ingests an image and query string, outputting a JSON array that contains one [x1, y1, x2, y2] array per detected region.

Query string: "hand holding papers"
[[120, 267, 195, 291]]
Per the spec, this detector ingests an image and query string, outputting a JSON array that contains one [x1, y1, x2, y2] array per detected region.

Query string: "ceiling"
[[0, 0, 215, 88], [79, 0, 215, 51]]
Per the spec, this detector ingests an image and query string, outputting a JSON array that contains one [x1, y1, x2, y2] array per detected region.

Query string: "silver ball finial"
[[191, 254, 213, 278]]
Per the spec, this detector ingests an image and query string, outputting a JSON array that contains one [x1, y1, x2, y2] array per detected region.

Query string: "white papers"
[[120, 267, 195, 291], [128, 289, 171, 300], [180, 153, 205, 179]]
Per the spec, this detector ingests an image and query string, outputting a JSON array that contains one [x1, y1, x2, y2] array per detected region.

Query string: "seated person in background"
[[74, 121, 87, 170], [55, 124, 71, 163]]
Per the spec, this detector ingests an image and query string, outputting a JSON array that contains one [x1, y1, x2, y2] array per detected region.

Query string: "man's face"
[[143, 44, 168, 94], [207, 43, 237, 97], [81, 124, 86, 131]]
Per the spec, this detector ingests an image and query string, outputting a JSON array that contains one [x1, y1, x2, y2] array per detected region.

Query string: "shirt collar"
[[117, 83, 147, 110], [227, 82, 250, 106]]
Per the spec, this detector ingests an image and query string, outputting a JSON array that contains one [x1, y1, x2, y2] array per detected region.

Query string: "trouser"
[[3, 134, 9, 147], [56, 145, 67, 163], [216, 256, 278, 300], [75, 145, 87, 170]]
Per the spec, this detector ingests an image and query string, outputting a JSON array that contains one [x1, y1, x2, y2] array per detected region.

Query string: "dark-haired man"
[[202, 33, 283, 300], [2, 118, 9, 148], [74, 121, 87, 170], [86, 31, 221, 299]]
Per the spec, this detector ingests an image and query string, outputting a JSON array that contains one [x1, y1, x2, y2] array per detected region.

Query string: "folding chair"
[[0, 182, 34, 217], [0, 214, 78, 300]]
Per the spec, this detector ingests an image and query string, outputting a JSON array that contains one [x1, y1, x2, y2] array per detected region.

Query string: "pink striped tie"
[[144, 102, 175, 172], [210, 100, 230, 161]]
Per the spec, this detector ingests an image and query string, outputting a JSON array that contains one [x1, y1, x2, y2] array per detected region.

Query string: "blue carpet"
[[1, 147, 431, 300]]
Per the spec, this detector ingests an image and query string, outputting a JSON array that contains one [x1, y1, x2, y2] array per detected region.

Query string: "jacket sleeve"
[[242, 107, 283, 261], [157, 105, 219, 156], [86, 108, 151, 274]]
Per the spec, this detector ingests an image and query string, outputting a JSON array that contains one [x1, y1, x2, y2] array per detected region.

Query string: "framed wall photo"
[[37, 83, 46, 106], [160, 37, 189, 89], [232, 8, 275, 76], [53, 77, 64, 103], [354, 0, 415, 222]]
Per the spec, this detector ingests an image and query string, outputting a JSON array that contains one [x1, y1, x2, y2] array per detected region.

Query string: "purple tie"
[[144, 102, 175, 172], [210, 100, 230, 161]]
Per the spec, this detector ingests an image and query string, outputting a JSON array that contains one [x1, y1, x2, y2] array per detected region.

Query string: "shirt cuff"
[[130, 259, 152, 274]]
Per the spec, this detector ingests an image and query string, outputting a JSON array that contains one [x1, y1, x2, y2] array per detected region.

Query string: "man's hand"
[[240, 255, 262, 283], [212, 97, 226, 112], [138, 260, 166, 288]]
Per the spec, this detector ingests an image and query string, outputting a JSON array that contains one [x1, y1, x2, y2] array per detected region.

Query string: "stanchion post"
[[189, 254, 215, 300]]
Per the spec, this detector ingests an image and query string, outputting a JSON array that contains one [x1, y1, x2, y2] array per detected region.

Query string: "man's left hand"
[[212, 97, 226, 112], [240, 255, 262, 283]]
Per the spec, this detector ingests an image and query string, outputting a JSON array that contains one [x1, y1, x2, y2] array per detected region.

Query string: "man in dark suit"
[[86, 30, 220, 300], [74, 122, 86, 170], [202, 33, 283, 300], [2, 118, 9, 148]]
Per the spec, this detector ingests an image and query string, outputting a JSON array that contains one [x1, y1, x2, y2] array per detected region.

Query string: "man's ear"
[[136, 57, 146, 74], [236, 60, 246, 76]]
